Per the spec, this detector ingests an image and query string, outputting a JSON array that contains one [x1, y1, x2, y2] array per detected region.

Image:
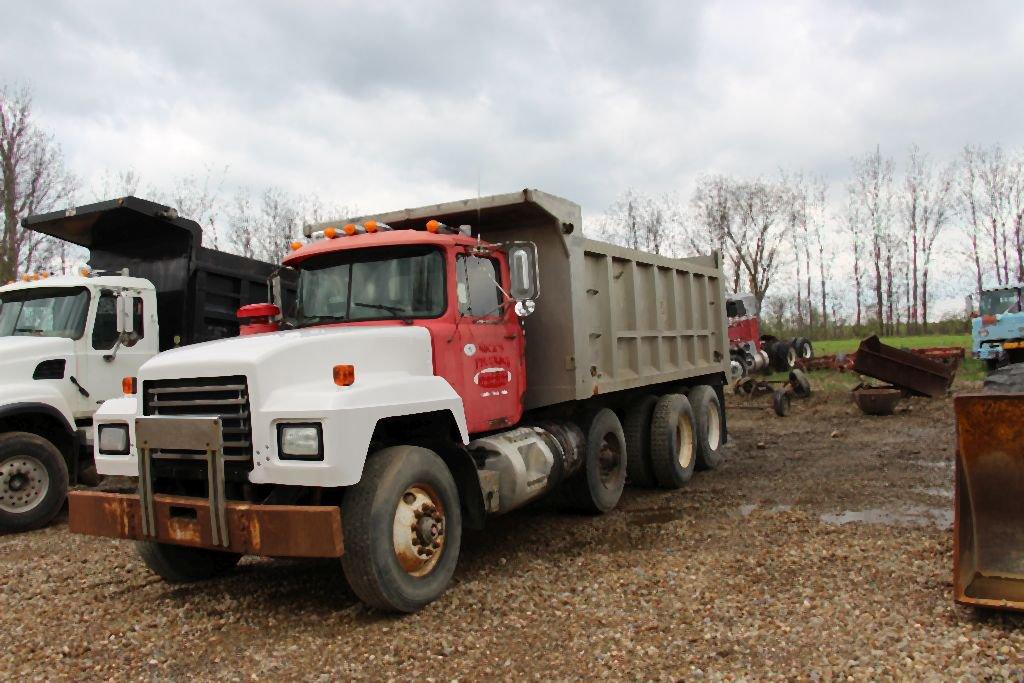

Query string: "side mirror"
[[115, 292, 134, 335], [506, 242, 539, 302]]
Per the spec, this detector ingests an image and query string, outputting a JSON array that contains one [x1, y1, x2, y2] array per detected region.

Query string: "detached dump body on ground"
[[70, 189, 731, 611]]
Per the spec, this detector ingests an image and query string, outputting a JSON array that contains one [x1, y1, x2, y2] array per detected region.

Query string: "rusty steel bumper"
[[68, 491, 344, 558], [954, 393, 1024, 611]]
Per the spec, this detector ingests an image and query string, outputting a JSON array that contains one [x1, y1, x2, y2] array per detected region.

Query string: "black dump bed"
[[23, 197, 288, 350]]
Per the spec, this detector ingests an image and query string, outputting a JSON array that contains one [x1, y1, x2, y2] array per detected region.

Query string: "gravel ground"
[[3, 383, 1023, 680]]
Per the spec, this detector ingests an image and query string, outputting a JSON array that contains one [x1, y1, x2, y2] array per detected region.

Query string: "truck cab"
[[0, 197, 290, 532], [972, 283, 1024, 370]]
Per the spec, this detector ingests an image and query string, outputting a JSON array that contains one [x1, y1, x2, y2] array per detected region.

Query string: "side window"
[[92, 291, 119, 349], [456, 255, 502, 317], [124, 297, 145, 347]]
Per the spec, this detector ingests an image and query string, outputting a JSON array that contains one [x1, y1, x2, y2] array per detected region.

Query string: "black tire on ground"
[[622, 395, 659, 488], [135, 542, 242, 582], [985, 358, 1001, 373], [0, 432, 69, 533], [772, 389, 792, 416], [564, 408, 627, 514], [648, 394, 697, 489], [793, 337, 813, 360], [789, 369, 812, 398], [688, 385, 724, 471], [983, 364, 1024, 393], [341, 445, 462, 613], [771, 341, 797, 372]]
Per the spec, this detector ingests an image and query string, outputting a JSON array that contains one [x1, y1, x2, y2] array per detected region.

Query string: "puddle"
[[626, 508, 687, 526], [739, 503, 793, 517], [820, 505, 952, 529], [914, 486, 953, 499], [907, 459, 953, 469]]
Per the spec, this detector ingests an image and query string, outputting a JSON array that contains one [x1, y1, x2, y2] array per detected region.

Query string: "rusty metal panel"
[[853, 335, 955, 398], [69, 491, 344, 558], [954, 393, 1024, 611]]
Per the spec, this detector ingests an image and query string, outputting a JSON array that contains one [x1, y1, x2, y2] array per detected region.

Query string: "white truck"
[[71, 189, 731, 612], [0, 197, 290, 531]]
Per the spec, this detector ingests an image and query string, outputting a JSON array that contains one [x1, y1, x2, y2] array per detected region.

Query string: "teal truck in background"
[[971, 283, 1024, 371]]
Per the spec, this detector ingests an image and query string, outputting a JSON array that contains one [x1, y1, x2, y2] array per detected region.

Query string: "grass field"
[[811, 333, 972, 355]]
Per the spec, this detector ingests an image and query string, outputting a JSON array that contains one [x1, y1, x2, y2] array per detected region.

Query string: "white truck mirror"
[[507, 242, 539, 303], [115, 292, 134, 335]]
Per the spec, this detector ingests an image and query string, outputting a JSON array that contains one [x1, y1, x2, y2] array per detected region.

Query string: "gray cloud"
[[2, 0, 1022, 218]]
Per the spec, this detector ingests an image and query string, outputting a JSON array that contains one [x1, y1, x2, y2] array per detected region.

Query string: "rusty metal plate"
[[853, 335, 954, 398], [69, 491, 344, 558], [954, 393, 1024, 611], [135, 415, 222, 452]]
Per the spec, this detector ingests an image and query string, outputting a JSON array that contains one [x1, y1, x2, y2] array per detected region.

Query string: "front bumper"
[[68, 491, 344, 558]]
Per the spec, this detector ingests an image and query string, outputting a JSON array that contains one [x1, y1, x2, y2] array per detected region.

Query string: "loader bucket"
[[954, 393, 1024, 610]]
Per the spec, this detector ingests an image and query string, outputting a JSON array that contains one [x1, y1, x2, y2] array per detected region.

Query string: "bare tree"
[[0, 86, 75, 281], [91, 167, 141, 201], [850, 147, 895, 334], [844, 187, 865, 327], [594, 188, 675, 256], [960, 146, 986, 293]]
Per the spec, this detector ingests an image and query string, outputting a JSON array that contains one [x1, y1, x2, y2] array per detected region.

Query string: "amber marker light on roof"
[[342, 223, 358, 236], [363, 220, 378, 233], [324, 227, 338, 239], [290, 241, 303, 251]]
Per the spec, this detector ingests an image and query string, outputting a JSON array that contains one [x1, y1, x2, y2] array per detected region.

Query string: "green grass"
[[811, 333, 972, 355]]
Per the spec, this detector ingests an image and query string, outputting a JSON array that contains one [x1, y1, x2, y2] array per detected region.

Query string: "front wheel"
[[341, 446, 462, 613], [0, 432, 69, 533]]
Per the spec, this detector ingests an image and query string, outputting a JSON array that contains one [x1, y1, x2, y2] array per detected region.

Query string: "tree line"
[[593, 143, 1020, 338]]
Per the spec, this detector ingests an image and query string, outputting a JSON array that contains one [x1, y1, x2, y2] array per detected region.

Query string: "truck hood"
[[0, 336, 75, 382], [140, 325, 436, 390]]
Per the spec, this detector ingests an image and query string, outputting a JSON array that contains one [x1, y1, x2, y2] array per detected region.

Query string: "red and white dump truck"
[[70, 189, 730, 612]]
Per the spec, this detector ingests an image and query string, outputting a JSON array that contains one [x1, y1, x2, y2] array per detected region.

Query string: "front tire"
[[0, 432, 69, 533], [136, 542, 241, 582], [341, 446, 462, 613]]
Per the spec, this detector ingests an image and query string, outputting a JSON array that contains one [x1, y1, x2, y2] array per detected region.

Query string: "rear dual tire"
[[565, 409, 628, 513], [649, 394, 697, 489]]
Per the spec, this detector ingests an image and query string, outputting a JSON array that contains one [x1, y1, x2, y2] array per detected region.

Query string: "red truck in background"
[[726, 293, 813, 379]]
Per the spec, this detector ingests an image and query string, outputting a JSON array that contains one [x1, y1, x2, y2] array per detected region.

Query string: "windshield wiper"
[[353, 302, 414, 324], [295, 314, 349, 328]]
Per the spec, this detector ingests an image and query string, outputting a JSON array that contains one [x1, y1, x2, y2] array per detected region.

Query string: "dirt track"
[[2, 383, 1022, 680]]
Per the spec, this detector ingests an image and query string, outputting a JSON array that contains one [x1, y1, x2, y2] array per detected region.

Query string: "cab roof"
[[282, 228, 486, 267], [0, 274, 155, 294]]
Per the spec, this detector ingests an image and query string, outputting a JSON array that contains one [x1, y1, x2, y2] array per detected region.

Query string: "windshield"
[[980, 288, 1021, 315], [0, 287, 91, 339], [296, 246, 446, 326]]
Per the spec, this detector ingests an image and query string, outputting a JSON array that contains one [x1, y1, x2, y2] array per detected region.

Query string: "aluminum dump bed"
[[307, 189, 729, 409]]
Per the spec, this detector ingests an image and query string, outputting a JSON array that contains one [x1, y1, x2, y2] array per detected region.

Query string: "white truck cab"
[[0, 197, 291, 532]]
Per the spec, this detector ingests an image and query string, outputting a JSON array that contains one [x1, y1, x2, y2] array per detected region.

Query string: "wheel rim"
[[392, 484, 446, 577], [705, 404, 721, 450], [0, 455, 50, 514], [676, 414, 695, 469], [787, 347, 797, 367], [801, 343, 812, 359], [597, 433, 623, 489]]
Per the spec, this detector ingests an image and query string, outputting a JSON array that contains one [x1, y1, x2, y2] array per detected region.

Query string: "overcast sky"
[[4, 0, 1023, 221]]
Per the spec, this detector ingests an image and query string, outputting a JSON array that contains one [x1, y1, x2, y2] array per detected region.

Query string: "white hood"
[[0, 336, 75, 382], [141, 325, 436, 393]]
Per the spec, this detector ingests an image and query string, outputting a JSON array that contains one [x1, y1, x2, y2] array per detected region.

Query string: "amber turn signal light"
[[333, 364, 355, 386], [122, 376, 137, 395]]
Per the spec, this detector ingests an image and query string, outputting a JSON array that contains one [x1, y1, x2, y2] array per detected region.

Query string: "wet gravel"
[[3, 383, 1023, 680]]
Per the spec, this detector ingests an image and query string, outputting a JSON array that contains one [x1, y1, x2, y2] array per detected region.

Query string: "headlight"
[[277, 423, 323, 461], [98, 424, 129, 455]]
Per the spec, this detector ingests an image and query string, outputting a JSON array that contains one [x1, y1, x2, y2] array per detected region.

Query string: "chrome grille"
[[143, 376, 253, 461]]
